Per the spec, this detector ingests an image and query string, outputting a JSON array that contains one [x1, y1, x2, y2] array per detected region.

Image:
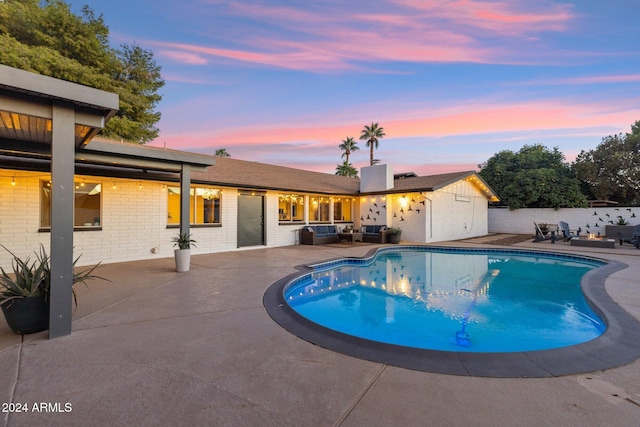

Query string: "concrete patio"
[[1, 237, 640, 426]]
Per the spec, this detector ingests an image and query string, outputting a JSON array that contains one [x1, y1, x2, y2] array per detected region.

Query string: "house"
[[0, 65, 498, 336], [1, 138, 498, 263], [1, 65, 499, 269]]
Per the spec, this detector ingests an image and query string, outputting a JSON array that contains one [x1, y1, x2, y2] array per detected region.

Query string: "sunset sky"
[[77, 0, 640, 176]]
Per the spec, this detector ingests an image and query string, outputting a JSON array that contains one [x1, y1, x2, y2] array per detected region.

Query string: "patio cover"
[[0, 65, 215, 338]]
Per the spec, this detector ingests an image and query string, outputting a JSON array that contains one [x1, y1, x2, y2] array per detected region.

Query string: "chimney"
[[360, 164, 394, 193]]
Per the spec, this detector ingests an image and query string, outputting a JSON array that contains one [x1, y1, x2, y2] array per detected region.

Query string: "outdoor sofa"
[[300, 225, 340, 245], [361, 225, 387, 243]]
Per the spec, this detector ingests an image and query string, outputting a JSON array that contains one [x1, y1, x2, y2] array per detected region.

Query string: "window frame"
[[278, 193, 305, 223], [308, 195, 331, 223], [40, 179, 103, 231], [167, 185, 222, 226], [332, 196, 354, 222]]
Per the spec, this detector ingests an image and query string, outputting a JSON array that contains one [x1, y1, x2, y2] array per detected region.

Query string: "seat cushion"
[[316, 226, 329, 235], [363, 225, 386, 234]]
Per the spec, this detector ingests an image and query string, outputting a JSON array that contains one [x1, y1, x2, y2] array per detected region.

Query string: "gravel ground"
[[483, 234, 533, 246]]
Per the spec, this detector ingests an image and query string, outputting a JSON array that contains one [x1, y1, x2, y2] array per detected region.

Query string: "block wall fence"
[[488, 207, 640, 236]]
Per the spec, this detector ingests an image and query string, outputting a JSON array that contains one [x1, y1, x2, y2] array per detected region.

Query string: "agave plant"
[[0, 244, 108, 307], [172, 232, 197, 250], [0, 245, 49, 305]]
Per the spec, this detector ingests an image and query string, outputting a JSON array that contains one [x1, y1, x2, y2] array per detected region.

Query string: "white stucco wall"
[[359, 194, 392, 229], [488, 207, 640, 237], [360, 164, 393, 193], [429, 181, 489, 243], [357, 181, 490, 244], [388, 192, 427, 242]]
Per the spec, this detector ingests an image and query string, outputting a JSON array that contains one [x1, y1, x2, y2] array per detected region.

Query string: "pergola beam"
[[0, 65, 215, 339]]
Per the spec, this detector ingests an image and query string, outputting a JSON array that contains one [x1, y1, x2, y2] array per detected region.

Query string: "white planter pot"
[[174, 248, 191, 272]]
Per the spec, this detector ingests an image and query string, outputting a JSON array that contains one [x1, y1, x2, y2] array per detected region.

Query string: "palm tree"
[[339, 136, 359, 164], [335, 161, 358, 178], [214, 148, 230, 157], [359, 122, 385, 166]]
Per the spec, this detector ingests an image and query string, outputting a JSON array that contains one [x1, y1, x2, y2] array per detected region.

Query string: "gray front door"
[[237, 191, 265, 247]]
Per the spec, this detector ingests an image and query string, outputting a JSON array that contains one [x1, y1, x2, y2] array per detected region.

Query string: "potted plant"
[[0, 245, 106, 335], [172, 232, 196, 272], [386, 227, 402, 244], [616, 216, 629, 226]]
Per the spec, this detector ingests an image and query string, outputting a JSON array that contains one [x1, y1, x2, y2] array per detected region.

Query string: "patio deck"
[[1, 238, 640, 426]]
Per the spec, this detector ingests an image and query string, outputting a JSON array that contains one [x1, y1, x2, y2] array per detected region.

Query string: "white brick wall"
[[267, 192, 300, 247], [0, 169, 496, 269], [0, 172, 303, 268], [0, 171, 50, 263]]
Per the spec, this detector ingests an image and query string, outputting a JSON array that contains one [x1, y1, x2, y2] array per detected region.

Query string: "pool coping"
[[263, 245, 640, 378]]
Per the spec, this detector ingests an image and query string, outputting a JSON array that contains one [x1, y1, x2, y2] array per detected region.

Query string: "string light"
[[11, 176, 15, 186]]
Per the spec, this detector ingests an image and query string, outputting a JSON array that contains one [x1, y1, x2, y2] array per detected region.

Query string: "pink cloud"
[[385, 101, 637, 139], [152, 98, 639, 152], [151, 26, 500, 75], [391, 0, 574, 34], [558, 74, 640, 85], [148, 95, 639, 176], [153, 41, 352, 72], [158, 50, 209, 65], [150, 1, 576, 74]]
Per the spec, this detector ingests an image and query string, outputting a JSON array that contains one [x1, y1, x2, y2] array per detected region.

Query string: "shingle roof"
[[388, 171, 499, 201], [191, 156, 360, 195], [390, 171, 476, 192], [87, 138, 498, 200]]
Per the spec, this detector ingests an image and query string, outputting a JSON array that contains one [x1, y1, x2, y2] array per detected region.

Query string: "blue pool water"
[[284, 248, 607, 353]]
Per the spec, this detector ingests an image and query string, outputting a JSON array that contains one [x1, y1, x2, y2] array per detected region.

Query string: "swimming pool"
[[285, 247, 605, 353], [263, 245, 640, 377]]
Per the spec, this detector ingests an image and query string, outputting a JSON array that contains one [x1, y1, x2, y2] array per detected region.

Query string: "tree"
[[214, 148, 231, 157], [0, 0, 164, 143], [479, 144, 587, 210], [573, 120, 640, 205], [335, 161, 358, 178], [359, 122, 385, 166], [103, 43, 163, 142], [338, 136, 359, 164]]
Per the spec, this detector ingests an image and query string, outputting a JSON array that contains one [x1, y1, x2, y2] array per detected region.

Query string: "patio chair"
[[559, 221, 581, 242], [624, 225, 640, 249], [533, 222, 556, 243]]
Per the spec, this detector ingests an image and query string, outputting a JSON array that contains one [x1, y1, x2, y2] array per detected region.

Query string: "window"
[[40, 180, 102, 228], [278, 194, 304, 222], [333, 197, 353, 222], [167, 186, 221, 225], [308, 196, 330, 222]]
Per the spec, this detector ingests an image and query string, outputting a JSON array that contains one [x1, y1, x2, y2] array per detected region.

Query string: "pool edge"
[[263, 246, 640, 378]]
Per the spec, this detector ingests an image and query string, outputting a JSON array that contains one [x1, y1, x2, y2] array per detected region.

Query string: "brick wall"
[[0, 172, 303, 269]]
